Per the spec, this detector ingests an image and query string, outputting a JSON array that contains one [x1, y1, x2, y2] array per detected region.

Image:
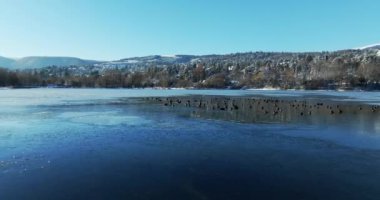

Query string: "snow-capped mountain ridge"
[[356, 43, 380, 50]]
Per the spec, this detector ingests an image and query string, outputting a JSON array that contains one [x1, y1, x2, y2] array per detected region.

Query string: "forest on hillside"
[[1, 49, 380, 90]]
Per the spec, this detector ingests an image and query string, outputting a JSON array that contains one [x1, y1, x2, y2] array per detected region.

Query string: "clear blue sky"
[[0, 0, 379, 60]]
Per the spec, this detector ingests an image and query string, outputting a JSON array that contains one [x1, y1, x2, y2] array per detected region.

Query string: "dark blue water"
[[1, 89, 380, 199]]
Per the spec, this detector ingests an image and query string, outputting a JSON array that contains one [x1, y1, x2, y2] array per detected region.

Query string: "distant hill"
[[357, 43, 380, 51], [0, 47, 379, 90], [365, 45, 380, 51], [2, 42, 380, 69], [114, 55, 199, 65], [357, 44, 380, 57], [94, 55, 202, 71], [0, 56, 100, 69], [0, 56, 15, 68], [13, 56, 100, 69], [0, 54, 201, 69]]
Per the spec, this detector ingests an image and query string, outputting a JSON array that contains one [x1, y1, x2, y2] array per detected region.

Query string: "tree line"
[[1, 50, 380, 90]]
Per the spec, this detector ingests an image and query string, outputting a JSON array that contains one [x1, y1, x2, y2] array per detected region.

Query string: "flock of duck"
[[145, 96, 379, 118]]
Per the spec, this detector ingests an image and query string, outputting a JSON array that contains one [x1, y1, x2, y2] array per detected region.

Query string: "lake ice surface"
[[0, 89, 380, 200]]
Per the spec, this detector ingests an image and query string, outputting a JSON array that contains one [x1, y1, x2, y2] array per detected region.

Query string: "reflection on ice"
[[58, 111, 150, 126]]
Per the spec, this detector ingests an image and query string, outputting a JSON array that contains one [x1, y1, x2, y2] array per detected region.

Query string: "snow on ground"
[[160, 55, 177, 58]]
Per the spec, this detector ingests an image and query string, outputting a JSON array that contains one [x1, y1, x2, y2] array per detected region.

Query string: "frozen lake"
[[1, 89, 380, 199]]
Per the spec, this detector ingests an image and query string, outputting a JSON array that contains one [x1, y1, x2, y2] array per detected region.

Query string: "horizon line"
[[2, 46, 377, 62]]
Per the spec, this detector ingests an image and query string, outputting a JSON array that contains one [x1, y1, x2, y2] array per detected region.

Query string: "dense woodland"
[[1, 49, 380, 90]]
